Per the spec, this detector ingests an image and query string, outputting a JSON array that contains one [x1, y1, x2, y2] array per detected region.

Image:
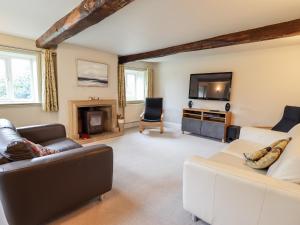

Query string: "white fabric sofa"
[[183, 125, 300, 225]]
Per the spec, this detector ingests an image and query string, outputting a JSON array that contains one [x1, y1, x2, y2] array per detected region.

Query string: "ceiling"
[[1, 0, 300, 57]]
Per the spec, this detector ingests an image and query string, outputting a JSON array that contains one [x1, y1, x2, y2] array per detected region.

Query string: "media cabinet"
[[182, 108, 232, 142]]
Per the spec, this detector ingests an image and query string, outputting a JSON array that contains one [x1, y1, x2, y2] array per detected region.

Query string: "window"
[[125, 68, 147, 102], [0, 50, 39, 104]]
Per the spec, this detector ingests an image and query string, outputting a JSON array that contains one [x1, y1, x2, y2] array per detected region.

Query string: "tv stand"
[[182, 108, 232, 142]]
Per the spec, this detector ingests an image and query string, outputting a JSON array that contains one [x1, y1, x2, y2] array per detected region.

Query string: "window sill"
[[126, 101, 145, 105], [0, 102, 41, 107]]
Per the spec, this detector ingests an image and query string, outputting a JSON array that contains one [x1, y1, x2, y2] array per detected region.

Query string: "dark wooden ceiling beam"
[[36, 0, 135, 49], [119, 19, 300, 64]]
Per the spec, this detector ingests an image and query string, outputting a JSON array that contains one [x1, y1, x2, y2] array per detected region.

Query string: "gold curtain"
[[42, 49, 58, 112], [147, 68, 154, 98], [118, 64, 126, 116]]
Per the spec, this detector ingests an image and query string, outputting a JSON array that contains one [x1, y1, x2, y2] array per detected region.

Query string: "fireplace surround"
[[69, 99, 121, 143]]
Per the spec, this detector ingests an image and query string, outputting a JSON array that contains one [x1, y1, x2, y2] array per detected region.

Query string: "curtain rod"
[[0, 44, 43, 54]]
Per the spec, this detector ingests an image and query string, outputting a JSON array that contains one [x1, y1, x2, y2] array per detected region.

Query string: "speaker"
[[225, 103, 231, 112], [226, 125, 241, 143], [188, 100, 193, 108]]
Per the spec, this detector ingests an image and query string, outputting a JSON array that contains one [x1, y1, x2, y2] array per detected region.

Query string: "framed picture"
[[77, 59, 108, 87]]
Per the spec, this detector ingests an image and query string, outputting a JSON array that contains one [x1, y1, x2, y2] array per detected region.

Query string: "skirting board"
[[164, 122, 181, 130], [124, 121, 139, 129]]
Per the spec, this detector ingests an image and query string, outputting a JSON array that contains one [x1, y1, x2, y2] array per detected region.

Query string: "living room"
[[0, 1, 300, 225]]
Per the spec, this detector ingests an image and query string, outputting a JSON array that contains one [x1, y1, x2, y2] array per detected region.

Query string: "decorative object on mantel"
[[88, 96, 100, 100], [77, 59, 108, 87]]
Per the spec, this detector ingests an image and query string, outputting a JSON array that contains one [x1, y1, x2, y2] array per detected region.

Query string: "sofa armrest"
[[17, 123, 66, 144], [0, 144, 113, 225], [239, 126, 290, 145], [183, 156, 300, 225]]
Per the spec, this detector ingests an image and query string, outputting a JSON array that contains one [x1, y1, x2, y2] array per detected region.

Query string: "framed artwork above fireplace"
[[77, 59, 108, 87]]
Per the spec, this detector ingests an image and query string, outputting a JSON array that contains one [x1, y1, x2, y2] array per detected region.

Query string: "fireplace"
[[81, 108, 104, 135], [69, 99, 121, 143]]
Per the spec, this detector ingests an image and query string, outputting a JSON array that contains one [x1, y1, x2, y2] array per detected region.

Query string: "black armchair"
[[272, 105, 300, 132], [140, 98, 164, 133]]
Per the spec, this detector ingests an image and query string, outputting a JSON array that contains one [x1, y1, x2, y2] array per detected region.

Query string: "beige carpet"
[[51, 128, 226, 225]]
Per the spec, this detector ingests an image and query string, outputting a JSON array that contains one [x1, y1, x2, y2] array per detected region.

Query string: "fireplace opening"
[[82, 109, 104, 134], [78, 106, 112, 138]]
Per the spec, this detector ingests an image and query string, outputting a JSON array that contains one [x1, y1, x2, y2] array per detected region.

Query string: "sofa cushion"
[[267, 124, 300, 183], [25, 139, 59, 156], [267, 138, 300, 183], [272, 106, 300, 132], [244, 138, 291, 160], [245, 148, 282, 170], [214, 139, 269, 175], [40, 138, 82, 152], [210, 152, 267, 175], [3, 140, 36, 161], [0, 119, 16, 130], [0, 123, 28, 163], [239, 127, 290, 146], [0, 126, 21, 152], [222, 139, 265, 159]]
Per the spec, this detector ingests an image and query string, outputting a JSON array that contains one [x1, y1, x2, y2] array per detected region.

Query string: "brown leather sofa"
[[0, 119, 113, 225]]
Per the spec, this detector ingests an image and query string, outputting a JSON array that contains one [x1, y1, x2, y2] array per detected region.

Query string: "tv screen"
[[189, 72, 232, 101]]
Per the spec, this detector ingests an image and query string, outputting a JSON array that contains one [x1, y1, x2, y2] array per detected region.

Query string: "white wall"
[[154, 43, 300, 127], [56, 44, 118, 132], [0, 33, 119, 128]]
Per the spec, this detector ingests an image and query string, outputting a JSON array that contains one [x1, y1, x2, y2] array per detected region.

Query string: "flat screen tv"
[[189, 72, 232, 101]]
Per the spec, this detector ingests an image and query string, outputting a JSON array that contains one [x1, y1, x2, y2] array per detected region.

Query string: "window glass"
[[0, 51, 39, 104], [0, 59, 7, 99], [11, 58, 33, 100], [125, 69, 147, 102]]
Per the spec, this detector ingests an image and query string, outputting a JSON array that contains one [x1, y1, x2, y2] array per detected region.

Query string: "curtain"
[[147, 68, 154, 98], [118, 64, 126, 116], [42, 49, 58, 112]]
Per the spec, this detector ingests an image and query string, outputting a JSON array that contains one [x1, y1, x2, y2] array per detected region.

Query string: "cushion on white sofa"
[[239, 127, 290, 146], [222, 139, 265, 159], [210, 139, 268, 174], [267, 124, 300, 183], [210, 152, 267, 174]]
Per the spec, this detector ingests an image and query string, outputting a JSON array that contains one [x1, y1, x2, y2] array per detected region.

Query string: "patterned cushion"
[[25, 139, 59, 157], [2, 139, 59, 162], [3, 139, 36, 161], [244, 138, 292, 169]]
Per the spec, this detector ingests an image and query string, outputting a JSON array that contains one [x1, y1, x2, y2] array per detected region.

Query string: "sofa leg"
[[192, 215, 199, 222]]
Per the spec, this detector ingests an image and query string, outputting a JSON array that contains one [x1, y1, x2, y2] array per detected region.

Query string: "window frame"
[[0, 49, 41, 105], [125, 67, 148, 104]]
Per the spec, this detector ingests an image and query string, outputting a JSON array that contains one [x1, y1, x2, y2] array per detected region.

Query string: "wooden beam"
[[36, 0, 135, 49], [119, 19, 300, 64]]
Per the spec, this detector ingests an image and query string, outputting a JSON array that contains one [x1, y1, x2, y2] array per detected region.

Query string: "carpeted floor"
[[51, 128, 226, 225]]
